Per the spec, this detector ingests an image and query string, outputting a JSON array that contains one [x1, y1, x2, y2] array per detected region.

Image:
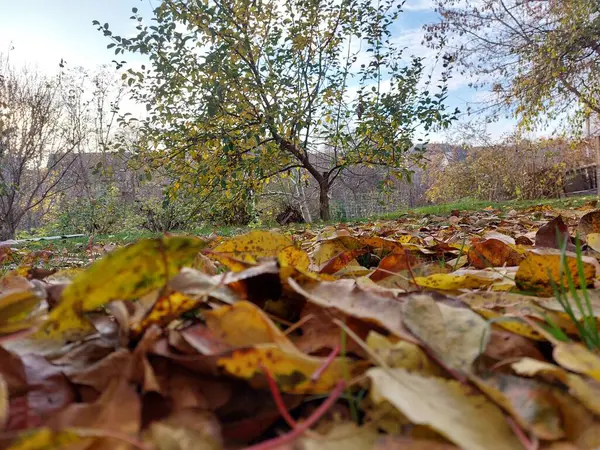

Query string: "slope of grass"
[[383, 195, 598, 218]]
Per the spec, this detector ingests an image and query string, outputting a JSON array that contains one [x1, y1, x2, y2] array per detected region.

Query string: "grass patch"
[[379, 195, 598, 219]]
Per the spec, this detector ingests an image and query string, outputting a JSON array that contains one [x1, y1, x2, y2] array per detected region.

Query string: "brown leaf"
[[373, 437, 459, 450], [535, 216, 573, 250], [3, 350, 76, 431], [468, 238, 523, 269], [484, 329, 545, 362], [66, 349, 132, 392], [578, 209, 600, 240], [370, 251, 421, 282], [47, 376, 141, 450], [288, 278, 415, 342]]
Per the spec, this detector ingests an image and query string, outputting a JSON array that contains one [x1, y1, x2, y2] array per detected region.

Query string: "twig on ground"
[[241, 380, 346, 450], [311, 344, 340, 382]]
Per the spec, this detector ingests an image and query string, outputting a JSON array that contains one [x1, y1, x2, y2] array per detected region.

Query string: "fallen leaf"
[[367, 368, 522, 450], [3, 350, 76, 431], [472, 374, 564, 440], [0, 374, 7, 430], [36, 236, 206, 343], [552, 340, 600, 381], [586, 233, 600, 252], [483, 329, 544, 362], [4, 428, 81, 450], [402, 296, 490, 374], [578, 210, 600, 240], [535, 216, 572, 250], [372, 437, 459, 450], [206, 302, 359, 394], [370, 251, 421, 282], [212, 231, 293, 269], [288, 278, 415, 342], [143, 409, 223, 450], [131, 291, 201, 339], [366, 331, 441, 376], [515, 248, 597, 296], [319, 249, 368, 275], [512, 357, 600, 415], [412, 270, 507, 291], [293, 421, 380, 450], [467, 238, 523, 269]]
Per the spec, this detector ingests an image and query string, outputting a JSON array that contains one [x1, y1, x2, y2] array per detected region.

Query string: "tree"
[[0, 56, 88, 240], [98, 0, 457, 220], [426, 0, 600, 130]]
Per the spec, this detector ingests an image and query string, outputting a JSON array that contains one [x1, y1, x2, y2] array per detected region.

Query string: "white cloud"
[[402, 0, 435, 12]]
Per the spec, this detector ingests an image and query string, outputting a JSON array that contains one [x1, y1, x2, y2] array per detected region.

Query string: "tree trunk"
[[0, 222, 16, 242], [319, 181, 331, 221]]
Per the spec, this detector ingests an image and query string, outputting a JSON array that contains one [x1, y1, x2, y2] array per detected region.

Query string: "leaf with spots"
[[467, 238, 523, 269], [515, 249, 597, 295], [35, 236, 206, 343], [413, 269, 513, 291], [211, 231, 294, 271], [205, 301, 362, 394]]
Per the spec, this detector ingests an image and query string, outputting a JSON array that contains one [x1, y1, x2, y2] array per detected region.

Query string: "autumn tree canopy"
[[427, 0, 600, 130], [98, 0, 457, 220]]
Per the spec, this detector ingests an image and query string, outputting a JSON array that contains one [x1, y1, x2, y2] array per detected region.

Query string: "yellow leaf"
[[36, 236, 206, 342], [278, 246, 310, 271], [413, 270, 508, 291], [309, 236, 364, 271], [367, 368, 522, 450], [207, 301, 360, 394], [0, 375, 6, 430], [212, 231, 293, 270], [204, 301, 293, 349], [587, 233, 600, 253], [402, 296, 489, 374], [217, 344, 353, 394], [0, 277, 44, 334], [366, 331, 442, 376], [552, 341, 600, 381], [515, 249, 597, 296], [5, 428, 81, 450], [131, 291, 199, 338], [460, 291, 557, 341]]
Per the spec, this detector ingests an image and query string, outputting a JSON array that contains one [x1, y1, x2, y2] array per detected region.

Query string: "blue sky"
[[0, 0, 519, 140]]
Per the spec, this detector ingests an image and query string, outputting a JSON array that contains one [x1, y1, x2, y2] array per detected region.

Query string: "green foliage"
[[96, 0, 457, 221], [546, 237, 600, 351], [53, 186, 141, 235]]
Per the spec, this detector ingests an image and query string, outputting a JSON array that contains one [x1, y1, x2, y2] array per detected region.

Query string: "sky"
[[0, 0, 520, 141]]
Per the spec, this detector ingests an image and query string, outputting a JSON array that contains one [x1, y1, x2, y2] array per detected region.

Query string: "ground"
[[2, 195, 600, 449]]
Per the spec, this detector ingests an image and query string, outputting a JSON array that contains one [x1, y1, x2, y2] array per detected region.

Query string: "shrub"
[[52, 185, 141, 234], [425, 137, 584, 204]]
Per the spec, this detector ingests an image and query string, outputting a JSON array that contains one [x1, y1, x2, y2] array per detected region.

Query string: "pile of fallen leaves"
[[5, 202, 600, 450]]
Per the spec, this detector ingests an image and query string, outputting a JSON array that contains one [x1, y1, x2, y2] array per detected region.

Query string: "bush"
[[52, 185, 142, 234], [136, 195, 195, 233], [425, 137, 583, 204]]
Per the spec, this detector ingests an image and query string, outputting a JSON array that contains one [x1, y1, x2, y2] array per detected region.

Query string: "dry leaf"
[[367, 368, 522, 450], [402, 296, 490, 374]]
